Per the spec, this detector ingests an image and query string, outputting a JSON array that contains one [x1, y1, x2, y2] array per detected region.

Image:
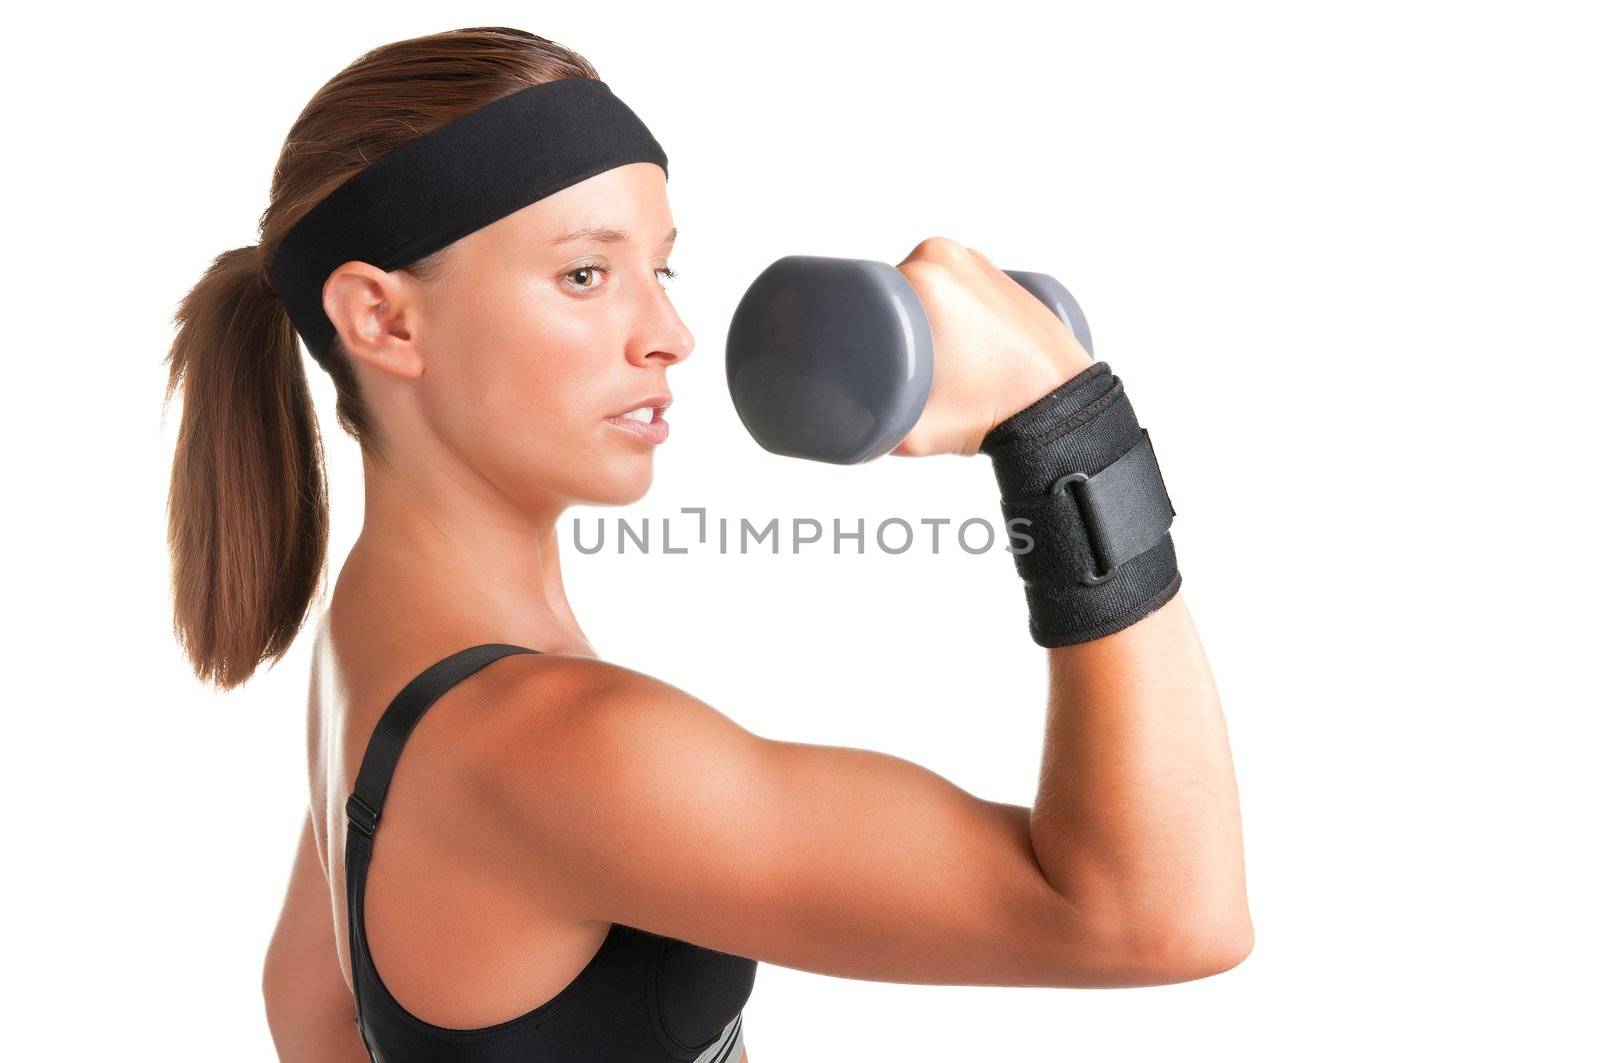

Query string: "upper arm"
[[467, 659, 1100, 988], [262, 810, 368, 1061]]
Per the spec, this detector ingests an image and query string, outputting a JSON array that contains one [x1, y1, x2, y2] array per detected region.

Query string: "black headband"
[[267, 77, 669, 365]]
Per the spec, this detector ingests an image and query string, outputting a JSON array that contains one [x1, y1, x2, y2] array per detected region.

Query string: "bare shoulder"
[[457, 651, 743, 786], [462, 651, 709, 738]]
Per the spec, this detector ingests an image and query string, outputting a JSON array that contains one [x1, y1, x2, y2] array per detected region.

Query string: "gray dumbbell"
[[725, 254, 1093, 464]]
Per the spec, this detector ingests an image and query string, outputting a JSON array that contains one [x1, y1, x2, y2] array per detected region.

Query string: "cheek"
[[427, 273, 616, 450]]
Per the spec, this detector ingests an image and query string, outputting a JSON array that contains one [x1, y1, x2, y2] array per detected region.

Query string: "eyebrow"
[[550, 225, 678, 250]]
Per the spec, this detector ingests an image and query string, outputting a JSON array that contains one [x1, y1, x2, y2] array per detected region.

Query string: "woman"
[[164, 26, 1251, 1062]]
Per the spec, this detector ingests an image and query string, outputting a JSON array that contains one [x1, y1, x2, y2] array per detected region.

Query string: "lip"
[[604, 394, 672, 446], [606, 394, 673, 419]]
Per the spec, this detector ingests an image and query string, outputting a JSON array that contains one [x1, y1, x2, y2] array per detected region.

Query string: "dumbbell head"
[[1000, 270, 1094, 361], [726, 256, 932, 465], [725, 254, 1091, 464]]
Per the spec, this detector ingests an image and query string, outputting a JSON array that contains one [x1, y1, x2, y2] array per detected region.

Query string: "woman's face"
[[406, 161, 692, 511]]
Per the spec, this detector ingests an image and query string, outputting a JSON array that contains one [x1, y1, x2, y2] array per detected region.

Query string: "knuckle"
[[897, 257, 948, 296], [909, 235, 968, 263]]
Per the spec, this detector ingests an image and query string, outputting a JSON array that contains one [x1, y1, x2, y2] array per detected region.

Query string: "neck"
[[345, 448, 595, 658]]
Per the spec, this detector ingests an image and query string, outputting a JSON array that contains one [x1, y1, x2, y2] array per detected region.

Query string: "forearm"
[[1029, 590, 1250, 977], [899, 244, 1248, 979], [976, 353, 1249, 978]]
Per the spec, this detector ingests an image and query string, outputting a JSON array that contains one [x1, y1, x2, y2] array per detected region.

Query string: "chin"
[[581, 462, 654, 507]]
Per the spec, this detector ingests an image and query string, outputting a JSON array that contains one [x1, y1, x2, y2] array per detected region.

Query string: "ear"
[[321, 261, 425, 379]]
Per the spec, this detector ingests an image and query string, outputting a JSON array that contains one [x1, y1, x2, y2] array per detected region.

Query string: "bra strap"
[[346, 643, 543, 840]]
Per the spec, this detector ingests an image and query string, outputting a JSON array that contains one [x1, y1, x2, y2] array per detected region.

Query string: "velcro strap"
[[1051, 430, 1174, 578]]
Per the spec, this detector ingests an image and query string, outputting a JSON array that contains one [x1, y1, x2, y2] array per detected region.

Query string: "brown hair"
[[162, 27, 599, 689]]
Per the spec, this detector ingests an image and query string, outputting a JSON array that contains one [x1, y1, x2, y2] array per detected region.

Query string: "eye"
[[564, 264, 609, 291], [562, 263, 679, 294]]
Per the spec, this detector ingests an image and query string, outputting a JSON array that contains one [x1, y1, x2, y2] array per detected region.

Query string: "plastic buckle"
[[1048, 430, 1174, 587], [1050, 471, 1116, 585], [346, 792, 380, 838]]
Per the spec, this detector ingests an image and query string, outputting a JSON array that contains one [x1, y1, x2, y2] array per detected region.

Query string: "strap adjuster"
[[346, 792, 380, 838], [1050, 429, 1175, 586], [1050, 470, 1115, 584]]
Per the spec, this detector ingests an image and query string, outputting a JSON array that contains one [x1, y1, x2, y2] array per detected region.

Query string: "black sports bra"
[[344, 643, 757, 1061]]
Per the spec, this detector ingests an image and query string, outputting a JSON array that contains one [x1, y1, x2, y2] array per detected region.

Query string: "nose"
[[626, 271, 694, 368]]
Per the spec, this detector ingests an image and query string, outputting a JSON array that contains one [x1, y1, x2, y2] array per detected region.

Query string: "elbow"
[[259, 938, 362, 1055], [1152, 915, 1253, 982], [261, 954, 288, 1036], [261, 957, 338, 1056], [260, 946, 308, 1044], [1053, 855, 1255, 985], [1067, 901, 1254, 986], [1118, 909, 1254, 984]]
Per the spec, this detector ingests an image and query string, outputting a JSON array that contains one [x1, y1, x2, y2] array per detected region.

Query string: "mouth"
[[604, 397, 672, 445]]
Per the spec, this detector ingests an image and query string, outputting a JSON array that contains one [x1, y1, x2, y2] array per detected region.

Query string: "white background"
[[5, 1, 1596, 1058]]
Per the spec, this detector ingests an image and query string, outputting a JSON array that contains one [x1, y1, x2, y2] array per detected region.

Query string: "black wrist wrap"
[[979, 362, 1182, 646]]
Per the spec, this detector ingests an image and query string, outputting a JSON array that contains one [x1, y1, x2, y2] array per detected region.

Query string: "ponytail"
[[163, 27, 607, 688], [162, 247, 329, 689]]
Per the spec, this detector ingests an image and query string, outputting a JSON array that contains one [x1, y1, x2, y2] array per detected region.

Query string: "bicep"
[[478, 666, 1089, 988]]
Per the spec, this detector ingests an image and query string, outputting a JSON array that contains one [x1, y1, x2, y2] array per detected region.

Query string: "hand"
[[890, 237, 1094, 457]]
